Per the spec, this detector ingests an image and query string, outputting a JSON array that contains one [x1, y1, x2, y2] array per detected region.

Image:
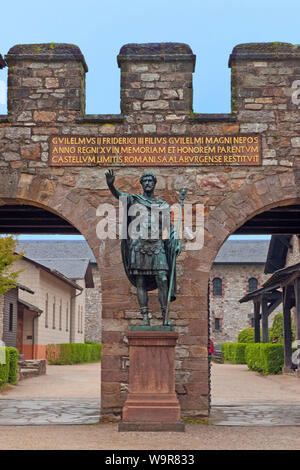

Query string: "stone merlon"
[[229, 42, 300, 67], [117, 42, 196, 70], [5, 43, 88, 72]]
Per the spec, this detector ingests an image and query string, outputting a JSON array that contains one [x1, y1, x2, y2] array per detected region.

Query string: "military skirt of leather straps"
[[128, 238, 169, 275]]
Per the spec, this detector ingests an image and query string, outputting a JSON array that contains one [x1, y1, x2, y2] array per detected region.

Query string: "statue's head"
[[140, 172, 157, 191]]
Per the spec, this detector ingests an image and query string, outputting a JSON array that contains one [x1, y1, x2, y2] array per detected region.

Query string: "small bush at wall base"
[[269, 313, 295, 343], [7, 347, 19, 385], [245, 343, 284, 375], [46, 343, 102, 365], [237, 328, 256, 344], [0, 348, 10, 385], [238, 327, 273, 343], [221, 343, 247, 364]]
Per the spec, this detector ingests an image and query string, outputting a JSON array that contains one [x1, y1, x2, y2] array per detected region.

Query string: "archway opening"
[[0, 201, 102, 425], [210, 202, 300, 425]]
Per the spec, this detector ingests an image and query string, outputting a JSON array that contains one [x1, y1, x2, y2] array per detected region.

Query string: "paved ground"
[[0, 399, 100, 425], [0, 363, 101, 399], [211, 362, 300, 405], [210, 362, 300, 425], [0, 363, 101, 425], [2, 361, 300, 448]]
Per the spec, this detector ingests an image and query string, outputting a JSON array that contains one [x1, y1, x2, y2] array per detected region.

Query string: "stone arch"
[[0, 171, 133, 415], [178, 171, 300, 333], [194, 170, 300, 412], [205, 170, 299, 266], [0, 170, 109, 264]]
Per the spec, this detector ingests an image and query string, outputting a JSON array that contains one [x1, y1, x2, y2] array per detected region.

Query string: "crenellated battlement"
[[2, 41, 300, 133], [4, 43, 87, 124]]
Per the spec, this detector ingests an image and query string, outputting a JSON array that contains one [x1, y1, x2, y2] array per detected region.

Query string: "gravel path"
[[0, 423, 300, 450]]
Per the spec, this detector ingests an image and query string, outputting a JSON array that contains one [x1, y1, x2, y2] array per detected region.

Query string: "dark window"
[[66, 302, 69, 332], [78, 305, 80, 333], [59, 299, 62, 331], [9, 303, 13, 332], [251, 317, 255, 327], [212, 278, 222, 296], [52, 297, 56, 329], [214, 318, 220, 330], [248, 278, 258, 292], [45, 293, 48, 328]]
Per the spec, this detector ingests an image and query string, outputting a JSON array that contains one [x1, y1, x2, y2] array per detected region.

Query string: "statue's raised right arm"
[[105, 169, 123, 200]]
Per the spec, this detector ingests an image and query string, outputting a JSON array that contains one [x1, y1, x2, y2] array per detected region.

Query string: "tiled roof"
[[214, 240, 270, 264], [16, 241, 95, 285], [17, 240, 96, 263], [30, 258, 90, 281], [17, 239, 270, 267]]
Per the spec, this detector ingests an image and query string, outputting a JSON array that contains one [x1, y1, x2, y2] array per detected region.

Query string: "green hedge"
[[46, 342, 102, 365], [221, 343, 247, 364], [244, 343, 261, 371], [0, 346, 18, 386], [7, 347, 18, 385], [245, 343, 284, 375], [238, 314, 295, 345], [0, 348, 10, 385], [221, 342, 284, 374]]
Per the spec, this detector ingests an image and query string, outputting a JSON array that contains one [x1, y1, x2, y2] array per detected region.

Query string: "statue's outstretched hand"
[[105, 169, 115, 186], [175, 240, 181, 257]]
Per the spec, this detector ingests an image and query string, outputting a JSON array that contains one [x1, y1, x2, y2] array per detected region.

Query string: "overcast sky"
[[1, 0, 294, 240]]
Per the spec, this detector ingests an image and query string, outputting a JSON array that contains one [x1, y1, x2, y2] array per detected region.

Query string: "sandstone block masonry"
[[210, 264, 281, 344], [1, 42, 300, 420]]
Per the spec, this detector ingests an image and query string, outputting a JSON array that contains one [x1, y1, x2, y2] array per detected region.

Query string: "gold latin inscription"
[[49, 135, 261, 167]]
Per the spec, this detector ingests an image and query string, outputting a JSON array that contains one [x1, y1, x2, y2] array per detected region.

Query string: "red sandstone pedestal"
[[118, 330, 185, 432]]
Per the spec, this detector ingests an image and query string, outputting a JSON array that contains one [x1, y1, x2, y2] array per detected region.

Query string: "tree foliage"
[[0, 235, 23, 295]]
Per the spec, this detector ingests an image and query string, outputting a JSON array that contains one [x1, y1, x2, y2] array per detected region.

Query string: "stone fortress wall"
[[0, 42, 300, 419], [210, 264, 281, 344]]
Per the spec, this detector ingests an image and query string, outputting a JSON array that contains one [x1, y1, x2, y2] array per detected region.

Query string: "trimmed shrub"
[[59, 344, 73, 365], [260, 344, 284, 374], [238, 327, 272, 343], [90, 343, 101, 361], [238, 328, 255, 343], [245, 343, 284, 375], [221, 343, 247, 364], [245, 343, 261, 372], [269, 313, 295, 343], [46, 342, 102, 365], [7, 347, 18, 385], [0, 348, 10, 385]]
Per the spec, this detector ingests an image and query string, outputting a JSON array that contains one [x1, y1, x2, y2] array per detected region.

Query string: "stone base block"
[[119, 330, 182, 432], [122, 393, 181, 422], [119, 421, 185, 432]]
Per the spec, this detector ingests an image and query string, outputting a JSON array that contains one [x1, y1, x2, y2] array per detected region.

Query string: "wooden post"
[[261, 297, 269, 343], [283, 286, 293, 372], [294, 278, 300, 342], [294, 278, 300, 377], [254, 300, 260, 343]]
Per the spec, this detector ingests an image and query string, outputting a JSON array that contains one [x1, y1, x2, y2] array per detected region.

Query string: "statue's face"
[[141, 175, 156, 192]]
